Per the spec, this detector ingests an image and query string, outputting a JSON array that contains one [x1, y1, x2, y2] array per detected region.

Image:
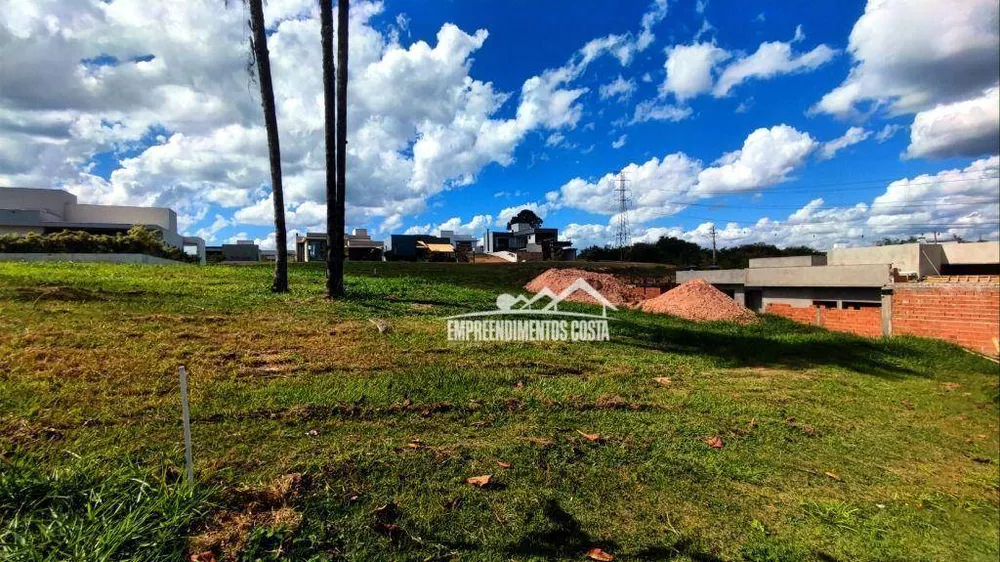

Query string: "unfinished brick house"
[[679, 241, 1000, 356]]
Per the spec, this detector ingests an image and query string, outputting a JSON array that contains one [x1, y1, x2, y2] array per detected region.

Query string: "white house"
[[0, 187, 205, 263]]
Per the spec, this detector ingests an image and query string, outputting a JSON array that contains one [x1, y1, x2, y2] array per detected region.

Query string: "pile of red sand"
[[524, 268, 638, 306], [639, 278, 757, 324]]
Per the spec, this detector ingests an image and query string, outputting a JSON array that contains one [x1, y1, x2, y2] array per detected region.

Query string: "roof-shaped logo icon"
[[448, 278, 617, 320]]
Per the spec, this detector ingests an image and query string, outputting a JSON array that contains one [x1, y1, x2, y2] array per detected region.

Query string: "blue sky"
[[1, 0, 997, 250]]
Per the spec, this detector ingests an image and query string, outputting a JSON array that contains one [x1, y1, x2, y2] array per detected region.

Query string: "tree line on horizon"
[[579, 236, 822, 270]]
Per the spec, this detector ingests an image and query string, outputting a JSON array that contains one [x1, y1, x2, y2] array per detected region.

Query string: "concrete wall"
[[65, 204, 177, 232], [0, 188, 76, 217], [0, 209, 62, 225], [759, 287, 882, 309], [676, 268, 745, 285], [0, 225, 44, 236], [940, 241, 1000, 265], [747, 263, 890, 288], [749, 255, 826, 268], [893, 283, 1000, 356], [828, 244, 919, 273], [0, 253, 188, 265], [826, 243, 948, 277]]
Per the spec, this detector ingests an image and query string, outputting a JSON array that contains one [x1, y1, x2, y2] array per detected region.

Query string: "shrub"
[[0, 226, 195, 262]]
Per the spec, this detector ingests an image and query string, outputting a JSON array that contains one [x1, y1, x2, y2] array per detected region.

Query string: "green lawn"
[[1, 261, 997, 561]]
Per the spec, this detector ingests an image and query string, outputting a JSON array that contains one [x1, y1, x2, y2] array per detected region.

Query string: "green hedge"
[[0, 226, 195, 262]]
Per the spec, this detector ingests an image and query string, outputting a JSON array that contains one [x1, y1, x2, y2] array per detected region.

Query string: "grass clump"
[[0, 454, 211, 562]]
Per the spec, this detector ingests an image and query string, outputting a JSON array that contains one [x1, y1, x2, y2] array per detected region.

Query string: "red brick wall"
[[892, 283, 1000, 356], [766, 303, 816, 324], [766, 303, 882, 338], [821, 306, 883, 337]]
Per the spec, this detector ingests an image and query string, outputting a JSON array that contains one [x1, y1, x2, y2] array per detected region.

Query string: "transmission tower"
[[614, 171, 632, 261]]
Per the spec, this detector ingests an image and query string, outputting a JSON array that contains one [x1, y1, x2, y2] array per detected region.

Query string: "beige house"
[[0, 187, 205, 263]]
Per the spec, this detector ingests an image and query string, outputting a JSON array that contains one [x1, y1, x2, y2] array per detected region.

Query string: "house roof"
[[417, 241, 455, 253]]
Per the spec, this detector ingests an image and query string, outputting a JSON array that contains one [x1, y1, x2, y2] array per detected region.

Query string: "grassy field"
[[0, 261, 997, 561]]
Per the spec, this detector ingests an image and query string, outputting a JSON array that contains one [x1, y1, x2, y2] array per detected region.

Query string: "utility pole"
[[933, 231, 938, 243], [710, 224, 717, 265], [614, 171, 631, 261]]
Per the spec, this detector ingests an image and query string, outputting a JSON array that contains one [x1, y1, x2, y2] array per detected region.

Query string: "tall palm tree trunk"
[[321, 0, 341, 298], [329, 0, 349, 297], [248, 0, 289, 293]]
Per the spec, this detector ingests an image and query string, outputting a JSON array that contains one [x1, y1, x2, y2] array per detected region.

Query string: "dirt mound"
[[639, 278, 757, 324], [473, 254, 512, 264], [524, 268, 638, 306]]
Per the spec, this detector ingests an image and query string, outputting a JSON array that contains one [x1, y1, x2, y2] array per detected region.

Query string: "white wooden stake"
[[179, 365, 194, 486]]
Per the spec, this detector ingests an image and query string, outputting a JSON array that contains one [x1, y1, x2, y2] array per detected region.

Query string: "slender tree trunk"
[[328, 0, 349, 297], [321, 0, 340, 298], [248, 0, 288, 293]]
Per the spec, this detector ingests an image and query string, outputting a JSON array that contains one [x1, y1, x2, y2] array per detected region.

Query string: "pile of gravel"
[[524, 268, 639, 306], [638, 278, 757, 324]]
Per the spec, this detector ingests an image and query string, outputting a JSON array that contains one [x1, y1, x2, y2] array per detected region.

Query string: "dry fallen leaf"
[[748, 417, 758, 429], [586, 547, 615, 561], [576, 430, 601, 442], [706, 435, 724, 449], [190, 552, 216, 562], [497, 461, 511, 468], [406, 442, 422, 449], [652, 377, 671, 386], [466, 475, 492, 488], [825, 471, 842, 481]]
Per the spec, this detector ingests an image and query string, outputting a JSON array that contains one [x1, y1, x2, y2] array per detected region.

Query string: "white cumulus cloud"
[[819, 126, 871, 160], [904, 86, 1000, 159], [813, 0, 999, 118]]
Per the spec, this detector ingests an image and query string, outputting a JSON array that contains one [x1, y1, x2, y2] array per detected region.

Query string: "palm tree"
[[321, 0, 341, 298], [330, 0, 350, 297], [242, 0, 289, 292]]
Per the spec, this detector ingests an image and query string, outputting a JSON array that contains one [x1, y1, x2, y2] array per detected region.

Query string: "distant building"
[[439, 230, 477, 252], [206, 240, 261, 262], [390, 234, 452, 261], [259, 248, 297, 261], [345, 229, 385, 261], [0, 187, 205, 263], [295, 229, 385, 262], [296, 232, 327, 262], [483, 221, 574, 261]]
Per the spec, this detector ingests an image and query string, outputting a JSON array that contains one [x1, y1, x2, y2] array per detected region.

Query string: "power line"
[[669, 210, 1000, 227], [689, 174, 999, 197], [660, 197, 1000, 211]]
